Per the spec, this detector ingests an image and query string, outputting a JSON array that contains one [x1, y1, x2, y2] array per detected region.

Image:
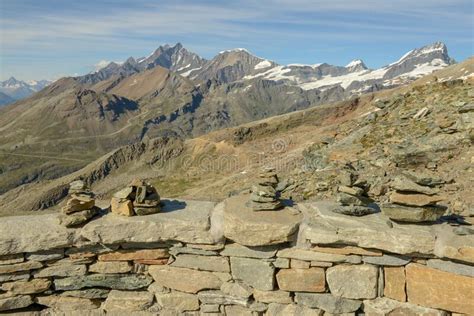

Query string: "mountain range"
[[0, 41, 457, 194], [0, 77, 52, 105]]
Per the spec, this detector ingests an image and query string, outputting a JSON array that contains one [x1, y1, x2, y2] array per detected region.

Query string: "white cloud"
[[94, 60, 111, 71]]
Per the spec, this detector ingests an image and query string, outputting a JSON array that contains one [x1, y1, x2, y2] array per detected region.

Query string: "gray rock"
[[170, 246, 217, 256], [230, 257, 275, 291], [326, 264, 378, 299], [113, 187, 134, 199], [224, 195, 301, 246], [458, 103, 474, 113], [267, 302, 324, 316], [80, 199, 218, 245], [54, 274, 153, 291], [427, 259, 474, 277], [277, 248, 350, 263], [155, 291, 199, 312], [381, 203, 446, 223], [0, 213, 79, 256], [33, 264, 87, 278], [299, 201, 436, 255], [201, 304, 220, 313], [58, 208, 99, 228], [26, 249, 65, 262], [148, 265, 222, 294], [0, 254, 24, 265], [363, 254, 411, 266], [336, 193, 366, 206], [453, 226, 474, 236], [103, 290, 154, 312], [331, 205, 378, 216], [220, 281, 252, 298], [0, 295, 33, 311], [0, 261, 42, 274], [295, 293, 361, 313], [364, 297, 447, 316], [220, 243, 279, 259], [273, 258, 290, 268], [0, 272, 30, 283], [171, 254, 230, 272], [197, 290, 249, 306], [391, 176, 439, 195], [60, 288, 110, 299]]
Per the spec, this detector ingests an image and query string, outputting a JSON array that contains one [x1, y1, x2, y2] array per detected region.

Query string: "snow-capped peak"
[[346, 59, 364, 68], [219, 48, 251, 54]]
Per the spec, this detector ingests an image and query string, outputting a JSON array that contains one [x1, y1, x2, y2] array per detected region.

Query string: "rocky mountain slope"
[[0, 77, 51, 104], [0, 58, 472, 216], [0, 42, 458, 194]]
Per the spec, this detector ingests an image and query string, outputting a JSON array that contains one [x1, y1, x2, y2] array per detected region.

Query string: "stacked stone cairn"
[[381, 174, 445, 223], [110, 179, 161, 216], [247, 168, 283, 211], [59, 180, 99, 228], [333, 184, 377, 216]]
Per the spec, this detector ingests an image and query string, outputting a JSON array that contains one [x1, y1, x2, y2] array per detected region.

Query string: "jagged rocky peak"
[[345, 59, 368, 72]]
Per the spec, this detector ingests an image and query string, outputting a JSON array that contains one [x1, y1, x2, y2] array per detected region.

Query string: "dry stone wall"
[[0, 197, 473, 315]]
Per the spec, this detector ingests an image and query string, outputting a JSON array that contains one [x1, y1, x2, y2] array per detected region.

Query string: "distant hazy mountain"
[[0, 91, 15, 106], [0, 77, 51, 104]]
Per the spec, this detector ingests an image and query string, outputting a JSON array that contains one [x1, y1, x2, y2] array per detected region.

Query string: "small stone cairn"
[[247, 168, 283, 211], [59, 180, 99, 227], [110, 179, 161, 216], [333, 184, 377, 216], [381, 174, 445, 223]]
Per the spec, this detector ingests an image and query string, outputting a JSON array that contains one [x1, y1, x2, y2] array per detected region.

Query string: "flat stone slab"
[[223, 195, 302, 246], [298, 201, 436, 255], [0, 214, 79, 256], [80, 199, 217, 245]]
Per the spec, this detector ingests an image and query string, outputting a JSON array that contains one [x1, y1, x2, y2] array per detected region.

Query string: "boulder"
[[62, 195, 95, 214], [434, 227, 474, 264], [326, 264, 378, 299], [405, 263, 474, 314], [230, 257, 275, 291], [364, 297, 447, 316], [0, 273, 29, 283], [276, 268, 325, 292], [148, 265, 222, 293], [295, 293, 362, 314], [331, 205, 378, 216], [381, 203, 446, 223], [103, 290, 154, 311], [224, 195, 301, 246]]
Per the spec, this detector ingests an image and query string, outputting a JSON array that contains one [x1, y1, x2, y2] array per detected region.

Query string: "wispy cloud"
[[0, 0, 472, 80]]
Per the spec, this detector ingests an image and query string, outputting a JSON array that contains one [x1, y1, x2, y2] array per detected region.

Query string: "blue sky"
[[1, 0, 473, 81]]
